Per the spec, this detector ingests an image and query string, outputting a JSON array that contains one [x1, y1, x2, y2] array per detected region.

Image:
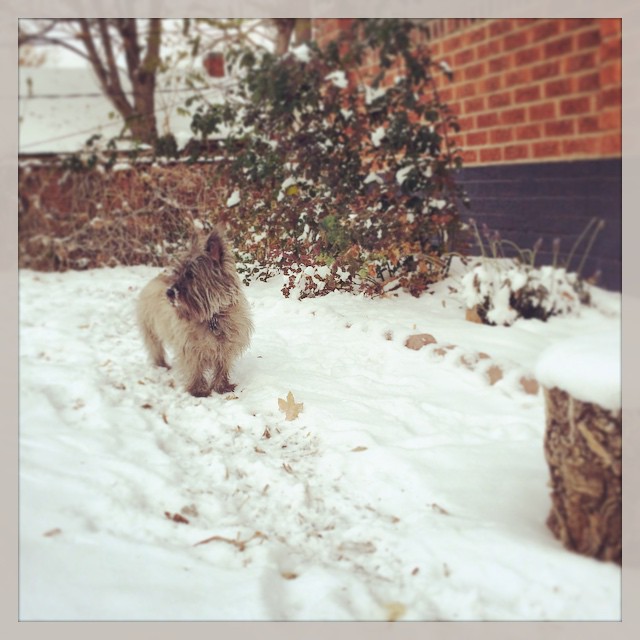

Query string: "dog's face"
[[165, 231, 237, 322]]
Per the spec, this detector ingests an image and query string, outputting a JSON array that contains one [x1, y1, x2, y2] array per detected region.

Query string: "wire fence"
[[19, 82, 233, 153]]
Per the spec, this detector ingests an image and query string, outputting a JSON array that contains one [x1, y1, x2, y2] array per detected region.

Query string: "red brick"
[[577, 72, 600, 93], [532, 61, 561, 80], [443, 35, 463, 53], [464, 97, 485, 114], [482, 76, 502, 92], [563, 137, 600, 155], [544, 36, 573, 58], [489, 55, 511, 73], [466, 131, 488, 146], [529, 102, 556, 121], [505, 69, 531, 86], [489, 20, 512, 37], [579, 116, 601, 134], [600, 133, 621, 155], [500, 108, 526, 125], [600, 38, 621, 61], [464, 63, 485, 81], [515, 47, 542, 66], [533, 141, 561, 158], [490, 128, 514, 144], [480, 147, 503, 163], [560, 96, 591, 115], [599, 87, 622, 108], [454, 49, 475, 66], [439, 87, 454, 102], [455, 83, 477, 99], [544, 120, 575, 136], [600, 61, 622, 87], [504, 32, 528, 51], [515, 86, 541, 103], [599, 109, 621, 131], [465, 26, 487, 45], [599, 18, 621, 38], [477, 112, 500, 128], [563, 18, 597, 32], [577, 29, 601, 49], [565, 52, 596, 73], [504, 144, 530, 160], [545, 78, 573, 98], [477, 40, 501, 59], [532, 21, 560, 41], [457, 116, 474, 130], [488, 92, 512, 109], [515, 124, 542, 140], [462, 149, 478, 164]]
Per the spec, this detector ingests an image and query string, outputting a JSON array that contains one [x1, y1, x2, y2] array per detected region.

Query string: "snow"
[[461, 261, 598, 327], [371, 126, 386, 147], [364, 85, 388, 105], [226, 189, 241, 207], [396, 165, 414, 185], [536, 329, 621, 411], [290, 43, 312, 63], [19, 66, 223, 154], [364, 172, 384, 185], [325, 70, 348, 89], [19, 262, 621, 621]]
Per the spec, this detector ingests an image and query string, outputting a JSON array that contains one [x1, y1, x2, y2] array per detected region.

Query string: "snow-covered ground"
[[18, 66, 222, 154], [19, 261, 621, 621]]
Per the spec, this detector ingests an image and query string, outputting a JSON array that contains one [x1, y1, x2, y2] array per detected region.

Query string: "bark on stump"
[[543, 387, 621, 563]]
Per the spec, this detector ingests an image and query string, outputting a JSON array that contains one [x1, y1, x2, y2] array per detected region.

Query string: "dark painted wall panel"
[[457, 158, 621, 291]]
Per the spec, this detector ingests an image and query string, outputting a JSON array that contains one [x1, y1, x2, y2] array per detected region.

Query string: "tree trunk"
[[543, 387, 621, 564], [294, 19, 312, 45], [273, 19, 296, 55], [78, 18, 160, 145]]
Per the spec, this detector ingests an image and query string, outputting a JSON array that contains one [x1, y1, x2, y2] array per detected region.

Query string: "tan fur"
[[137, 229, 253, 397]]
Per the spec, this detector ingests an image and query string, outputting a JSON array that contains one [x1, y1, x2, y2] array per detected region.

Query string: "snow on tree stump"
[[536, 330, 621, 564]]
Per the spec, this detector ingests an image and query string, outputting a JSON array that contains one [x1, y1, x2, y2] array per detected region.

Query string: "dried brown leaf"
[[278, 391, 303, 421]]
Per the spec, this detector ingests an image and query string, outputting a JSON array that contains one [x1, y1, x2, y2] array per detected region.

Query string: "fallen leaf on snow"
[[164, 511, 189, 524], [278, 391, 303, 421], [384, 602, 406, 621]]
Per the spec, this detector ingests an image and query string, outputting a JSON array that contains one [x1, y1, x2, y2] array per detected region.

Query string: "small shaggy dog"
[[137, 228, 253, 397]]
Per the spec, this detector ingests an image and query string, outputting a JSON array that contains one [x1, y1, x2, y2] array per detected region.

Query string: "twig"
[[193, 530, 267, 550]]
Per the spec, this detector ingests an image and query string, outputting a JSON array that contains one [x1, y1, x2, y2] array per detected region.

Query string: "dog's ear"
[[205, 231, 224, 264]]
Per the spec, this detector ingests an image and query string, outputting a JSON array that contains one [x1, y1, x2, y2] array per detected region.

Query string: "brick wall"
[[313, 18, 621, 166], [312, 18, 622, 290]]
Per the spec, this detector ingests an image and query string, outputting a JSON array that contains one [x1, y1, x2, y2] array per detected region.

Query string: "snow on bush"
[[460, 217, 604, 326], [461, 260, 591, 326]]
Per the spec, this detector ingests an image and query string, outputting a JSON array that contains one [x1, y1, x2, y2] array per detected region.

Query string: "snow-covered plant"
[[462, 261, 591, 326], [189, 19, 470, 298], [461, 219, 602, 326]]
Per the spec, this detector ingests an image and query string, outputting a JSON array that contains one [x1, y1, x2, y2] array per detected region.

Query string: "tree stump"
[[543, 387, 621, 563]]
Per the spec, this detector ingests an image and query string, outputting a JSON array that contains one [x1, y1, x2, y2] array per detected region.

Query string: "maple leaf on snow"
[[278, 391, 303, 421]]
